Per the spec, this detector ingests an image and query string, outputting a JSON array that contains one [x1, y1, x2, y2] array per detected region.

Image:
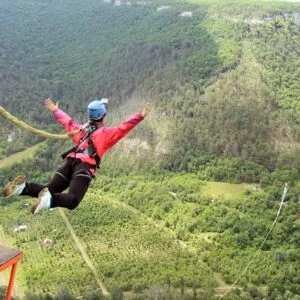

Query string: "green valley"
[[0, 0, 300, 299]]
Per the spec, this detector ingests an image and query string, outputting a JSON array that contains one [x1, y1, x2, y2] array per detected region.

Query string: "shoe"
[[3, 175, 26, 197], [31, 188, 52, 214]]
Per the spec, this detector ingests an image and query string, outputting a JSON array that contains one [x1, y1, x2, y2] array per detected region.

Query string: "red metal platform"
[[0, 245, 23, 300]]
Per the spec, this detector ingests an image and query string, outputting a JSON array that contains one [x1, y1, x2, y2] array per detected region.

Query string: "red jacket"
[[53, 108, 144, 173]]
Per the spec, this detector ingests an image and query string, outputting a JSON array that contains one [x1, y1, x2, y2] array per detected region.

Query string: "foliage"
[[0, 0, 300, 299], [0, 0, 299, 169]]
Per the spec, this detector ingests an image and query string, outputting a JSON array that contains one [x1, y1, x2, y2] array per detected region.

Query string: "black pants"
[[21, 158, 93, 210]]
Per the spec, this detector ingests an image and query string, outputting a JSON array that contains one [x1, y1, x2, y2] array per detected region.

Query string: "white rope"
[[219, 183, 288, 299]]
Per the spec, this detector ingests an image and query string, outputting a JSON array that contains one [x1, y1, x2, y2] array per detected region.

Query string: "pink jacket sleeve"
[[53, 108, 83, 144], [98, 113, 144, 155]]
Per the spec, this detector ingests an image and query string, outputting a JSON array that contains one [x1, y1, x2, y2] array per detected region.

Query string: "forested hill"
[[0, 0, 300, 173]]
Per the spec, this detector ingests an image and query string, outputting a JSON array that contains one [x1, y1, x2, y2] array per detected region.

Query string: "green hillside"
[[0, 170, 299, 299], [1, 0, 299, 170], [0, 0, 300, 299], [0, 143, 42, 169]]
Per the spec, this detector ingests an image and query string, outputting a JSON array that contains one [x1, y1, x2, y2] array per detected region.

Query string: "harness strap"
[[87, 139, 101, 168], [61, 123, 101, 169]]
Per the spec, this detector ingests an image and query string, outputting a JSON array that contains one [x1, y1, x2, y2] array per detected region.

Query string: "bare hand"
[[142, 103, 150, 117], [44, 98, 59, 112]]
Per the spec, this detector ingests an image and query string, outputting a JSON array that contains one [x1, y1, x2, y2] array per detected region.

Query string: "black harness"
[[61, 123, 101, 169]]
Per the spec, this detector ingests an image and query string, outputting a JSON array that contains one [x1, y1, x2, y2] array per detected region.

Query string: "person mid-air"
[[3, 98, 149, 214]]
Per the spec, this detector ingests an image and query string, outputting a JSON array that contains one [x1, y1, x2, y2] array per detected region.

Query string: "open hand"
[[142, 103, 150, 117], [44, 98, 59, 112]]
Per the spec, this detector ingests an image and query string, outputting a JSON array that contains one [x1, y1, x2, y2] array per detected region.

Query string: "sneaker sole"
[[32, 188, 48, 214], [3, 175, 26, 197], [10, 183, 26, 196]]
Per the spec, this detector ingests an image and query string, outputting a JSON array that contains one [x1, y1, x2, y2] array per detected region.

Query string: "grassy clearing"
[[196, 232, 220, 243], [202, 181, 249, 200], [0, 143, 42, 169]]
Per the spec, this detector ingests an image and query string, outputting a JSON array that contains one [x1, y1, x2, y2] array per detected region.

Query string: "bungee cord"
[[0, 106, 70, 140]]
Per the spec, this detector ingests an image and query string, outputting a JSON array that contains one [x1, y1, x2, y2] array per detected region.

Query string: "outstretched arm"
[[44, 98, 83, 143], [113, 103, 150, 140], [100, 103, 150, 152]]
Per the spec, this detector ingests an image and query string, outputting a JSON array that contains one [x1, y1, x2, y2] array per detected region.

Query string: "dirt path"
[[214, 272, 233, 295], [58, 209, 109, 296]]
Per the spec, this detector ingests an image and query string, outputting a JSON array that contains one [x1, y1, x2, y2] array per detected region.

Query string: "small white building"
[[180, 11, 193, 17], [43, 237, 53, 249], [157, 6, 171, 12]]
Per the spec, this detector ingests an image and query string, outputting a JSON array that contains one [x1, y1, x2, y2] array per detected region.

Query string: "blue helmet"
[[88, 100, 107, 121]]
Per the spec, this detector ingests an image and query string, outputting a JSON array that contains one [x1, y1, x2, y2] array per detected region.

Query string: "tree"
[[110, 286, 124, 300], [84, 288, 104, 300], [54, 287, 75, 300]]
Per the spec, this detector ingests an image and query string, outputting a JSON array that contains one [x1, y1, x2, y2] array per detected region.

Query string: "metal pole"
[[6, 263, 18, 300]]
